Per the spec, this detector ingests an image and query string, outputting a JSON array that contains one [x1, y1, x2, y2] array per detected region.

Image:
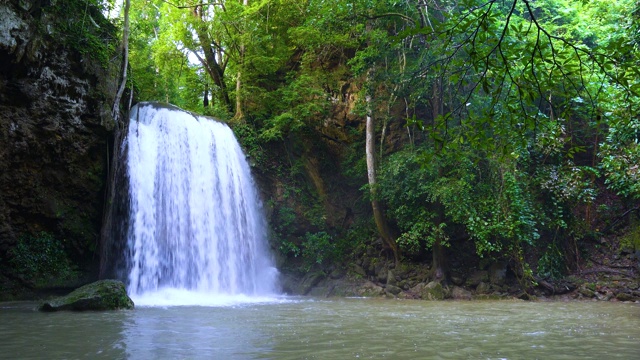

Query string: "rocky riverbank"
[[280, 233, 640, 302]]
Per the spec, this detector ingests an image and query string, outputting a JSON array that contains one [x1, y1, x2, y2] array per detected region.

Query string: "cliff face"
[[0, 0, 117, 280]]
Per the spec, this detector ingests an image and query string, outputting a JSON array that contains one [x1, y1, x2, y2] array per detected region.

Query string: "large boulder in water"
[[39, 280, 134, 312]]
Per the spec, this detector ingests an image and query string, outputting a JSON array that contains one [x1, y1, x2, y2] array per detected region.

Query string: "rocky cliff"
[[0, 0, 117, 292]]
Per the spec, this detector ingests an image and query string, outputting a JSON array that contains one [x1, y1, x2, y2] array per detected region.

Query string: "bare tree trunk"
[[235, 70, 243, 119], [431, 77, 447, 280], [203, 82, 209, 108], [432, 239, 445, 280], [111, 0, 131, 123], [232, 0, 248, 121], [365, 71, 399, 263]]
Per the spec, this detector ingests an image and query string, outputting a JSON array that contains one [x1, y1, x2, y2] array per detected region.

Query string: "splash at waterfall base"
[[107, 102, 279, 306]]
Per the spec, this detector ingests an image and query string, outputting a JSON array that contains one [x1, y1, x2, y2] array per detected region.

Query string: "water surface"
[[1, 298, 639, 359]]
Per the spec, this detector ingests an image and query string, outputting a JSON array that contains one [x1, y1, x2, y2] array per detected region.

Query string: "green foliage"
[[277, 230, 337, 272], [278, 238, 301, 259], [537, 243, 565, 280], [273, 206, 297, 240], [50, 0, 117, 67], [9, 232, 77, 286], [231, 121, 266, 167], [301, 232, 335, 269], [259, 74, 330, 141], [127, 0, 210, 113], [619, 222, 640, 252], [122, 0, 640, 285], [378, 145, 540, 259], [599, 114, 640, 198], [287, 230, 360, 273]]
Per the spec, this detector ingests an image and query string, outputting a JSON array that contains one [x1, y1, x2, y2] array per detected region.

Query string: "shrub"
[[9, 232, 77, 286]]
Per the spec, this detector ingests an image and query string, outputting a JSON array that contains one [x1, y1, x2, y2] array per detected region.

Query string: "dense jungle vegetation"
[[49, 0, 640, 289]]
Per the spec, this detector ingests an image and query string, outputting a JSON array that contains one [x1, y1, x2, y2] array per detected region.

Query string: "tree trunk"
[[234, 70, 243, 119], [365, 72, 399, 263], [111, 0, 131, 123], [192, 5, 232, 113], [431, 78, 447, 280], [203, 82, 209, 108], [233, 0, 248, 122], [432, 239, 445, 280]]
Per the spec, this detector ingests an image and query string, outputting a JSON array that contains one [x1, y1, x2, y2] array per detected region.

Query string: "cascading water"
[[124, 102, 278, 305]]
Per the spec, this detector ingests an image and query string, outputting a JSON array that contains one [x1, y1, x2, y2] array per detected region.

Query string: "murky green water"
[[1, 298, 639, 359]]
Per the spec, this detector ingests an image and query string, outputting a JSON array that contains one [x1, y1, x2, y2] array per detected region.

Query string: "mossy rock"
[[620, 225, 640, 254], [357, 281, 385, 297], [39, 280, 134, 312], [422, 281, 446, 300]]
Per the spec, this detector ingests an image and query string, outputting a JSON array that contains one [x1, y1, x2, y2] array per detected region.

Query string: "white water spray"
[[125, 102, 278, 305]]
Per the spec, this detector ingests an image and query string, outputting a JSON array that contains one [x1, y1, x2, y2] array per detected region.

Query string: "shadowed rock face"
[[0, 0, 116, 279], [39, 280, 134, 311]]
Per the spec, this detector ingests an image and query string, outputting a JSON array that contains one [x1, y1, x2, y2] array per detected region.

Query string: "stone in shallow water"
[[39, 280, 134, 312]]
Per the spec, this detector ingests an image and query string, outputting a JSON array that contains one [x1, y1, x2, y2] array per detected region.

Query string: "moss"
[[422, 281, 445, 300], [8, 232, 78, 288], [48, 0, 118, 68], [620, 223, 640, 253]]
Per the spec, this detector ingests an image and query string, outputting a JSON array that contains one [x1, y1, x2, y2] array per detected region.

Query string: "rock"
[[616, 292, 634, 302], [466, 270, 489, 287], [385, 284, 402, 295], [578, 285, 596, 298], [596, 290, 614, 301], [478, 258, 492, 270], [620, 246, 634, 255], [450, 274, 465, 286], [365, 245, 376, 256], [329, 267, 345, 279], [476, 281, 491, 294], [39, 280, 133, 312], [326, 281, 360, 297], [489, 262, 507, 285], [419, 281, 446, 300], [297, 272, 326, 295], [375, 262, 387, 283], [451, 286, 472, 300], [278, 272, 298, 294], [307, 285, 331, 297], [357, 281, 385, 297], [386, 270, 397, 286], [365, 258, 375, 274], [517, 292, 536, 301], [352, 264, 367, 277]]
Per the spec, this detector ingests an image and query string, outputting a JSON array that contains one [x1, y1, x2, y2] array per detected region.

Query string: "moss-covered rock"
[[451, 286, 472, 300], [411, 281, 447, 300], [357, 281, 385, 297], [39, 280, 133, 311]]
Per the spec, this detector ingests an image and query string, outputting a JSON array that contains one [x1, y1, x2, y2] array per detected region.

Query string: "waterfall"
[[124, 102, 278, 305]]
